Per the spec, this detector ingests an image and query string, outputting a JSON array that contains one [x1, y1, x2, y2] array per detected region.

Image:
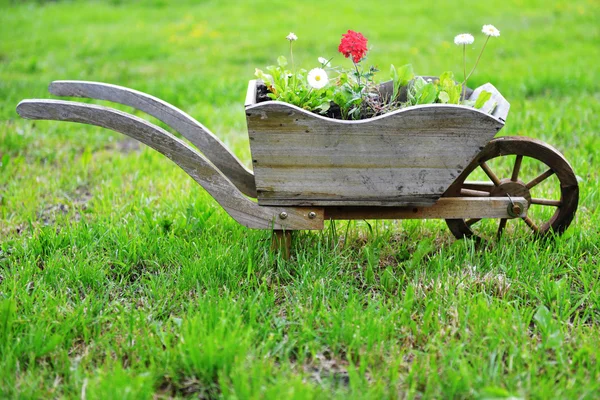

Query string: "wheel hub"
[[490, 178, 532, 205]]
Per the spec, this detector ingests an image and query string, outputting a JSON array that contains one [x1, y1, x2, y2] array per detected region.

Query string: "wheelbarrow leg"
[[271, 230, 292, 260]]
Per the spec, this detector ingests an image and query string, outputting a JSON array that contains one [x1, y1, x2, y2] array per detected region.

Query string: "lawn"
[[1, 0, 599, 398]]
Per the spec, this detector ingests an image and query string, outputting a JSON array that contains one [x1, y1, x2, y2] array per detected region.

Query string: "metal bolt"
[[512, 203, 523, 215], [279, 212, 288, 220], [308, 211, 316, 219], [508, 202, 523, 217]]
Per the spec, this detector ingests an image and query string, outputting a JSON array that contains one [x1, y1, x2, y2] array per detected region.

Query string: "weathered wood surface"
[[246, 101, 505, 207], [245, 79, 258, 107], [16, 99, 324, 230], [324, 196, 528, 220], [48, 80, 257, 198], [469, 83, 510, 122]]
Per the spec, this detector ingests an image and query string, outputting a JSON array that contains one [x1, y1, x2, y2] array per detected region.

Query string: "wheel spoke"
[[522, 216, 539, 233], [460, 188, 491, 197], [531, 198, 562, 207], [462, 182, 494, 192], [466, 218, 482, 227], [497, 218, 507, 238], [526, 169, 554, 189], [511, 155, 523, 182], [480, 162, 501, 186]]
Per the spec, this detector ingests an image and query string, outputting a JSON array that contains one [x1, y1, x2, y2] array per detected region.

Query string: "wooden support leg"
[[271, 230, 292, 260]]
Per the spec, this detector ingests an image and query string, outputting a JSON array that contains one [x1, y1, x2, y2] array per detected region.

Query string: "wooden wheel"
[[444, 136, 579, 240]]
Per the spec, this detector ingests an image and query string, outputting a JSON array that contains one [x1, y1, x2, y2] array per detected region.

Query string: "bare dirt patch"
[[37, 186, 93, 226], [303, 352, 350, 387]]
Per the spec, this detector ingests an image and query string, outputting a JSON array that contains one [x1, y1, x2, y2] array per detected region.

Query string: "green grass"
[[1, 0, 599, 398]]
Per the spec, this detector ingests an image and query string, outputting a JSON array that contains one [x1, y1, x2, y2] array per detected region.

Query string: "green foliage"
[[255, 26, 500, 120], [257, 51, 497, 119], [405, 71, 494, 110], [407, 77, 437, 105], [390, 63, 415, 101], [406, 72, 458, 107], [255, 56, 332, 114], [437, 71, 463, 104], [257, 54, 496, 119], [332, 76, 361, 119]]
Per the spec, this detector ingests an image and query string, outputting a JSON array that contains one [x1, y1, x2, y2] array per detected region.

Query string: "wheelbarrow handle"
[[16, 99, 323, 230], [48, 80, 257, 198]]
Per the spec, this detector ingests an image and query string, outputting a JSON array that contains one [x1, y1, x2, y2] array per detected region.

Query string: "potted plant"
[[246, 26, 509, 207]]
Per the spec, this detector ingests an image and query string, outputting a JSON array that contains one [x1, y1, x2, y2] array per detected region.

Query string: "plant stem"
[[463, 44, 467, 100], [464, 36, 490, 83], [354, 62, 361, 87], [354, 61, 364, 118], [299, 88, 312, 105], [290, 41, 296, 93]]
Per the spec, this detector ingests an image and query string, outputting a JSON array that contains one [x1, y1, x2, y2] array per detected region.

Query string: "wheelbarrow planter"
[[16, 79, 579, 256]]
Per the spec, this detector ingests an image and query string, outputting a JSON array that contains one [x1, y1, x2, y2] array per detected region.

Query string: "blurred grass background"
[[1, 0, 599, 398]]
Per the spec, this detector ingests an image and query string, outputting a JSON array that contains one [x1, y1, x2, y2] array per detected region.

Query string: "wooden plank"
[[246, 101, 504, 206], [245, 79, 258, 107], [255, 166, 450, 206], [259, 196, 438, 207], [16, 99, 324, 230], [48, 80, 258, 198], [469, 82, 510, 122], [324, 197, 528, 220]]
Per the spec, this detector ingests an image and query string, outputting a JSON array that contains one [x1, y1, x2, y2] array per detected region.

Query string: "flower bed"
[[254, 25, 501, 121]]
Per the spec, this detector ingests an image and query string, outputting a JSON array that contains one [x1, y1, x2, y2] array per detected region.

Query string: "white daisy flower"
[[482, 24, 500, 37], [286, 32, 298, 41], [307, 68, 329, 89], [318, 57, 331, 67], [454, 33, 474, 45]]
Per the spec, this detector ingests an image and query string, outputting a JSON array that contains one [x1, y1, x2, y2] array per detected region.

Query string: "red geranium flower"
[[338, 30, 368, 63]]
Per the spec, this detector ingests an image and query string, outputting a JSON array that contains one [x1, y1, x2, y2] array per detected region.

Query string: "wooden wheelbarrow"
[[17, 80, 579, 257]]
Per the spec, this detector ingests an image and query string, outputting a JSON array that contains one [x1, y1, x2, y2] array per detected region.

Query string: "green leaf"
[[448, 84, 463, 104], [417, 83, 438, 104], [410, 76, 426, 95], [390, 64, 398, 82], [316, 102, 330, 113], [397, 64, 414, 86], [254, 68, 273, 86], [474, 90, 492, 109], [438, 91, 450, 103], [438, 71, 456, 89], [338, 72, 349, 85], [277, 55, 287, 67]]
